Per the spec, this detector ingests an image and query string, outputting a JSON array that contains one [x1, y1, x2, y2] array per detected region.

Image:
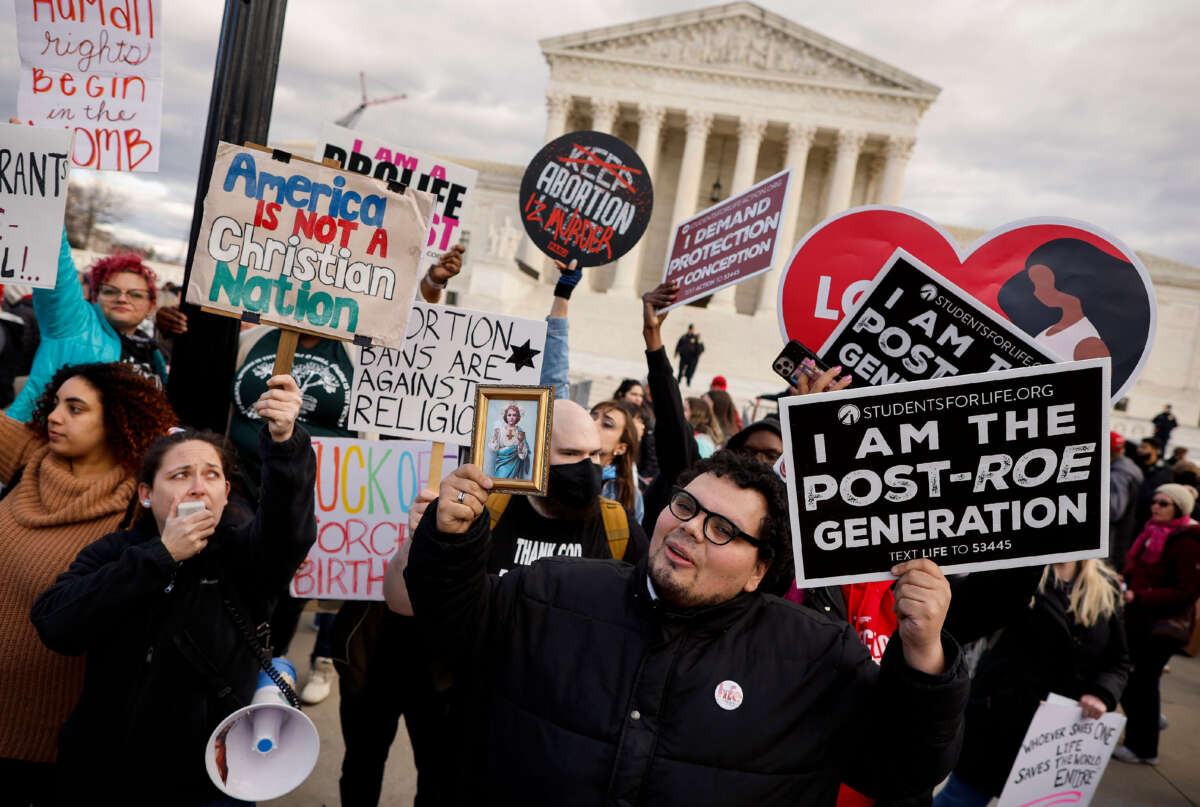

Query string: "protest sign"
[[289, 436, 459, 599], [350, 302, 547, 445], [15, 0, 163, 172], [818, 249, 1059, 385], [997, 697, 1126, 807], [185, 142, 433, 349], [316, 123, 478, 275], [777, 208, 1155, 403], [518, 130, 653, 267], [661, 169, 791, 310], [0, 123, 72, 289], [779, 359, 1110, 588]]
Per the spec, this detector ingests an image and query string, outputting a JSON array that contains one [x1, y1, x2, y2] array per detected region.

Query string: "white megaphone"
[[204, 658, 320, 801]]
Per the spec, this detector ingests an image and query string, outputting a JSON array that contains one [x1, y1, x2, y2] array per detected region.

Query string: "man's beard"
[[647, 548, 726, 609]]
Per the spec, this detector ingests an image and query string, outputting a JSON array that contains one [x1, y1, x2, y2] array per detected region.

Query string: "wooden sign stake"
[[428, 441, 446, 492]]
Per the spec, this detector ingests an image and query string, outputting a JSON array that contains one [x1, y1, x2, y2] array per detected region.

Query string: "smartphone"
[[772, 340, 828, 385], [177, 501, 206, 518]]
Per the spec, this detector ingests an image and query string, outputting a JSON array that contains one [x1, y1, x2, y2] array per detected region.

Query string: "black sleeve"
[[643, 347, 699, 533], [405, 501, 514, 672], [838, 633, 969, 799], [647, 346, 698, 479], [32, 531, 179, 656], [944, 565, 1044, 644], [1089, 603, 1131, 711], [225, 425, 318, 592]]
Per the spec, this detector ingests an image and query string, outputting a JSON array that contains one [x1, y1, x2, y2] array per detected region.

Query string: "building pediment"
[[540, 2, 939, 98]]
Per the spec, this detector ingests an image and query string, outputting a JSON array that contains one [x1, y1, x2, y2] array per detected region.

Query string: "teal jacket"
[[6, 230, 167, 421]]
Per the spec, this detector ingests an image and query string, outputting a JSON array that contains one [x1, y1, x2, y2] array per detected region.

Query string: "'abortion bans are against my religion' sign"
[[779, 360, 1110, 587]]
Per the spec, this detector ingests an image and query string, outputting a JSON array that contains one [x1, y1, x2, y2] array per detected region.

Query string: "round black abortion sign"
[[518, 130, 653, 267]]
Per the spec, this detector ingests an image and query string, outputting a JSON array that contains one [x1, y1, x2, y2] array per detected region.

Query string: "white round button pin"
[[714, 680, 744, 711]]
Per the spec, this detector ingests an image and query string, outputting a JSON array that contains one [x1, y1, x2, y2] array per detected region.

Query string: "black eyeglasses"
[[668, 487, 771, 555]]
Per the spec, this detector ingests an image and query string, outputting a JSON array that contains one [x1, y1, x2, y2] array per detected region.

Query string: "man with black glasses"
[[406, 449, 969, 806]]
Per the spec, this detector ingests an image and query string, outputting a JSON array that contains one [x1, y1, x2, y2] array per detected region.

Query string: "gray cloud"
[[2, 0, 1197, 264]]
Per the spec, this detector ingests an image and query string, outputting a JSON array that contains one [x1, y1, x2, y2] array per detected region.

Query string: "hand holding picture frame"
[[471, 385, 554, 494]]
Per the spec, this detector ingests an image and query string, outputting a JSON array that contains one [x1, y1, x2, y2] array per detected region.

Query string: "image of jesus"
[[487, 403, 531, 479]]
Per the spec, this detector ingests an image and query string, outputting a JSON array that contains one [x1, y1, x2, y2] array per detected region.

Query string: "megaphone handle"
[[223, 595, 303, 709]]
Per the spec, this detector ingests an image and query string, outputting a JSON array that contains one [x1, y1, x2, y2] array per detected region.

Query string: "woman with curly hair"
[[0, 362, 176, 804], [6, 231, 170, 422]]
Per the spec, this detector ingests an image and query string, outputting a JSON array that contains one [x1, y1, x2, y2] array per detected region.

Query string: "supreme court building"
[[430, 3, 1200, 427]]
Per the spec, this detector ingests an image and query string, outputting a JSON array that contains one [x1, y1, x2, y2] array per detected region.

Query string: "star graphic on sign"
[[506, 339, 542, 372]]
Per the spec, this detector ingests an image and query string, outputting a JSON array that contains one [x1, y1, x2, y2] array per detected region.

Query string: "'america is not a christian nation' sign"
[[779, 359, 1110, 588], [818, 249, 1059, 385]]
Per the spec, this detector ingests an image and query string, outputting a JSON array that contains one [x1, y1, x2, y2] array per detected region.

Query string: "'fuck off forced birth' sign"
[[519, 130, 653, 267], [779, 360, 1110, 587]]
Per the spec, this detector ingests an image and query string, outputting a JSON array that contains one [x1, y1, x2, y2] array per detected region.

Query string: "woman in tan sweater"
[[0, 361, 176, 804]]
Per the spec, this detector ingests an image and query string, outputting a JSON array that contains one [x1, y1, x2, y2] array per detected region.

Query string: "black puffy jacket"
[[952, 574, 1130, 795], [32, 426, 316, 806], [407, 503, 970, 807]]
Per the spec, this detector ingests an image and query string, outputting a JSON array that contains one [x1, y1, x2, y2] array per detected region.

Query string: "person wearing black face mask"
[[477, 399, 648, 574]]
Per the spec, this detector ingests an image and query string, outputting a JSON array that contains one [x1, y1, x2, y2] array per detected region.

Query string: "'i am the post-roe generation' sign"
[[186, 142, 434, 349], [289, 437, 459, 600], [15, 0, 163, 172]]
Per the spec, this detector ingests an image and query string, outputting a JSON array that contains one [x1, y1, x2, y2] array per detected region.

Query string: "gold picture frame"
[[471, 384, 554, 495]]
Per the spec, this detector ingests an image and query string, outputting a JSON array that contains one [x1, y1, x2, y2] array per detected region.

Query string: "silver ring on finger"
[[457, 490, 466, 504]]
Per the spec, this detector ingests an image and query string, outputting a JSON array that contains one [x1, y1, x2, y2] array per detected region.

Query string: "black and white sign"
[[819, 250, 1060, 386], [779, 360, 1110, 587]]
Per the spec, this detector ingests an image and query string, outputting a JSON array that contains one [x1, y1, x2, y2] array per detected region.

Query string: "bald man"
[[386, 400, 649, 614]]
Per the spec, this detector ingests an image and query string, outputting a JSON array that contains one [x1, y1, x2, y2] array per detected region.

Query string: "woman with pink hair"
[[7, 232, 167, 421]]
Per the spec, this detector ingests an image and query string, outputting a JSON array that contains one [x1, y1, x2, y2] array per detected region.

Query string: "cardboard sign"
[[315, 122, 478, 275], [0, 123, 72, 288], [289, 436, 459, 600], [997, 697, 1126, 807], [779, 360, 1110, 588], [661, 169, 791, 310], [349, 302, 547, 445], [818, 250, 1059, 385], [776, 208, 1155, 402], [185, 142, 433, 349], [518, 130, 653, 267], [15, 0, 163, 172]]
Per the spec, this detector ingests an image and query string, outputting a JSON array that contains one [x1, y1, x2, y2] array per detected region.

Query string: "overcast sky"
[[3, 0, 1198, 266]]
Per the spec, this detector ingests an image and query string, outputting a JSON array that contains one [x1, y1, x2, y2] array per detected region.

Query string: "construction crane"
[[335, 72, 406, 128]]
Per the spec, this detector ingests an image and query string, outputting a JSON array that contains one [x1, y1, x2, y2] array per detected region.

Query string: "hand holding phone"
[[772, 340, 828, 384]]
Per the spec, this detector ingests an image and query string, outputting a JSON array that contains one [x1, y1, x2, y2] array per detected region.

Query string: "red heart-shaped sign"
[[777, 207, 1156, 401]]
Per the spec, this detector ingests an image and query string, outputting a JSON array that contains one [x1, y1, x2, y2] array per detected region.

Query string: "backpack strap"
[[598, 497, 630, 560], [486, 493, 512, 531]]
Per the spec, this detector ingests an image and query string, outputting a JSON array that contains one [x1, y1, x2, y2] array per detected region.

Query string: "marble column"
[[590, 98, 619, 135], [822, 129, 866, 218], [668, 110, 714, 240], [609, 103, 665, 295], [709, 117, 767, 311], [753, 122, 816, 315], [878, 135, 916, 205], [520, 93, 573, 281]]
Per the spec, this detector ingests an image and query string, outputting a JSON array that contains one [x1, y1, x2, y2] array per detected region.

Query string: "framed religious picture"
[[471, 385, 554, 495]]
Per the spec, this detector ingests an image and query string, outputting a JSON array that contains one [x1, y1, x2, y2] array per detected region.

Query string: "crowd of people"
[[0, 224, 1198, 807]]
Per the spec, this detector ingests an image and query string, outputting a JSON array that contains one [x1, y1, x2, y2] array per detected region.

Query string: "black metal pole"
[[167, 0, 288, 430]]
